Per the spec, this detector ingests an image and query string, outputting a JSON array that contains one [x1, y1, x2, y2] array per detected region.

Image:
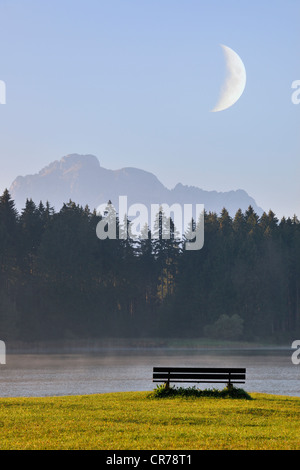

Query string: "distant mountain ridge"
[[9, 154, 263, 216]]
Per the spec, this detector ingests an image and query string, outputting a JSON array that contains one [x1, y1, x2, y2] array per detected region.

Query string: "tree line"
[[0, 188, 299, 343]]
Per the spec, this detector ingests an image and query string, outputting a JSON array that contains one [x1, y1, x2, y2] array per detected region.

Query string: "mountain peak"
[[9, 154, 263, 215], [60, 153, 100, 167]]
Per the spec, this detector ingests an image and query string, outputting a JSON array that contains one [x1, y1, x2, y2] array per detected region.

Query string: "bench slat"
[[153, 367, 245, 373], [153, 373, 245, 380], [153, 380, 245, 384]]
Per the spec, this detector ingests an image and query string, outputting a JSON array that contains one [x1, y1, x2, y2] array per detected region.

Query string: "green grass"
[[0, 390, 300, 450]]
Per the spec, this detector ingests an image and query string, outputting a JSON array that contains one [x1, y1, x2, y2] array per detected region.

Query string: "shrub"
[[148, 384, 252, 400], [203, 314, 244, 340]]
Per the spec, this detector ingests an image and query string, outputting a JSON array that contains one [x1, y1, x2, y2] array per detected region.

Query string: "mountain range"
[[9, 154, 263, 216]]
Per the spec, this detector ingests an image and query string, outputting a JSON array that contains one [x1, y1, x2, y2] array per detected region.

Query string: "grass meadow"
[[0, 390, 299, 450]]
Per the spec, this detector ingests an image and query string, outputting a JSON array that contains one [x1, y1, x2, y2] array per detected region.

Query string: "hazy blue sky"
[[0, 0, 299, 218]]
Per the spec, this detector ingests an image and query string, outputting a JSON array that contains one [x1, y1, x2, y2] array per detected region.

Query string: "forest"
[[0, 188, 299, 343]]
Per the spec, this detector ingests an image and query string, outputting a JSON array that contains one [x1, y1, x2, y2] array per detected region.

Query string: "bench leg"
[[227, 372, 233, 390], [164, 372, 170, 390]]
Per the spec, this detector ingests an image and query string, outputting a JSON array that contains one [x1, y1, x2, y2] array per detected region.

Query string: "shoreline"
[[4, 337, 292, 354]]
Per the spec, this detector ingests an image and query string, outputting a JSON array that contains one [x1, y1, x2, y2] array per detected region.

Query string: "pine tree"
[[0, 189, 19, 273]]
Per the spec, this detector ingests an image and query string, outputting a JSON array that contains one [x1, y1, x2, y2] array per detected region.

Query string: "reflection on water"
[[0, 348, 299, 398]]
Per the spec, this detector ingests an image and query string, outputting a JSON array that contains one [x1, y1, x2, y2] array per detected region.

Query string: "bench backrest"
[[153, 367, 246, 384]]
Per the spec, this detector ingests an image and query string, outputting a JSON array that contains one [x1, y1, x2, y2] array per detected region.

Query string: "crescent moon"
[[211, 44, 246, 112]]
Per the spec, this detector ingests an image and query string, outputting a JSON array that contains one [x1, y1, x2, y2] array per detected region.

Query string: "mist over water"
[[0, 348, 299, 398]]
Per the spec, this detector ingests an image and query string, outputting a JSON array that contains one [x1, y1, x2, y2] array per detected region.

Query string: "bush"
[[148, 384, 252, 400], [204, 314, 244, 340]]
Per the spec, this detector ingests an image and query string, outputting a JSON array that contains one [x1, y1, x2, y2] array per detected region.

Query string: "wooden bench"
[[153, 367, 246, 389]]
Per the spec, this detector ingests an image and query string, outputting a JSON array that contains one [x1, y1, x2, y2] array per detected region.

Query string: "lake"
[[0, 348, 299, 398]]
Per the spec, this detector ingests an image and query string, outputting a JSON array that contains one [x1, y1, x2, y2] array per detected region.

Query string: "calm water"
[[0, 348, 299, 398]]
